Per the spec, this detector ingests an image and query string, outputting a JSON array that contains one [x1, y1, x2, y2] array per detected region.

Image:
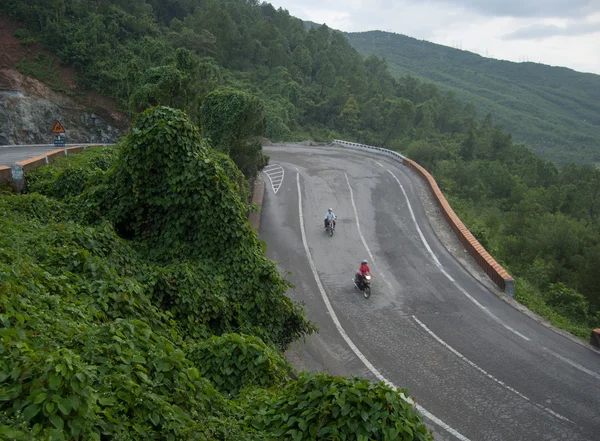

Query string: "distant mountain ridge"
[[305, 21, 600, 165]]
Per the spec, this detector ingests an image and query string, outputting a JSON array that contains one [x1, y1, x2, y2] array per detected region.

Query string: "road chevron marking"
[[386, 169, 532, 342], [295, 168, 472, 441], [262, 164, 284, 194], [413, 316, 573, 423]]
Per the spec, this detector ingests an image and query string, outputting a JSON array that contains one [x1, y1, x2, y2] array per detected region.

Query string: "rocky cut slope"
[[0, 69, 123, 145], [0, 17, 128, 145]]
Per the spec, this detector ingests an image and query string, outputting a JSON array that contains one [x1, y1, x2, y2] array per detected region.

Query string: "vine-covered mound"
[[0, 106, 433, 440]]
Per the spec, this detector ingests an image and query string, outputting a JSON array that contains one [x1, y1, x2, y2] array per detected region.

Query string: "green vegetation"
[[16, 54, 68, 92], [1, 0, 478, 152], [344, 30, 600, 166], [0, 0, 598, 426], [0, 108, 433, 440]]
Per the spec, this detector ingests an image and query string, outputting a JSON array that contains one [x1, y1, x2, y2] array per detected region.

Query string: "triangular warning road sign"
[[51, 120, 66, 134]]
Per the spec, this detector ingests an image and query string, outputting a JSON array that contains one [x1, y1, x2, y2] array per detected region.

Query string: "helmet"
[[328, 208, 332, 212], [361, 260, 368, 264]]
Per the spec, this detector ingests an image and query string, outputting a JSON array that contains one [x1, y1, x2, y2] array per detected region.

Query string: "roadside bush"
[[186, 333, 293, 396], [26, 147, 118, 199], [544, 282, 591, 323], [243, 373, 434, 441]]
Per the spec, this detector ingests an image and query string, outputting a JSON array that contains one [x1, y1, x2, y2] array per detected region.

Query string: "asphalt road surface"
[[0, 144, 112, 166], [259, 144, 600, 441]]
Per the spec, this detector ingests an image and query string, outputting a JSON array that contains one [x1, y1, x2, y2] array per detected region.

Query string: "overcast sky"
[[270, 0, 600, 75]]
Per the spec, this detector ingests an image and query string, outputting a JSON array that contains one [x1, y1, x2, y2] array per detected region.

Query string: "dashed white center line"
[[386, 169, 531, 342], [344, 173, 395, 293], [413, 316, 572, 423]]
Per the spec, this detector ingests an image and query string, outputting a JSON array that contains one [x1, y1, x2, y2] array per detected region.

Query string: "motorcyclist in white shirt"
[[324, 208, 337, 230]]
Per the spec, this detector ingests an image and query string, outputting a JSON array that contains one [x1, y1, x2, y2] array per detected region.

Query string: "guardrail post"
[[10, 164, 24, 192], [504, 279, 515, 297]]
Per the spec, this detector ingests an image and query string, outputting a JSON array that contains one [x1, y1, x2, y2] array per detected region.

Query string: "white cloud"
[[270, 0, 600, 74]]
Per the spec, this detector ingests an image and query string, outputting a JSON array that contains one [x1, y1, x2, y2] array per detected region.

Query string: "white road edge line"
[[344, 173, 395, 293], [386, 169, 531, 342], [543, 348, 600, 381], [413, 316, 573, 423], [296, 168, 471, 441], [388, 168, 600, 381]]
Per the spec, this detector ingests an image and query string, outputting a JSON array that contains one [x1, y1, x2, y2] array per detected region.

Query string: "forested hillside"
[[345, 30, 600, 166], [1, 0, 480, 151], [1, 3, 600, 437]]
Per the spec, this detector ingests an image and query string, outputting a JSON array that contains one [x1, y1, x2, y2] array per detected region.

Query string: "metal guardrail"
[[332, 139, 406, 164]]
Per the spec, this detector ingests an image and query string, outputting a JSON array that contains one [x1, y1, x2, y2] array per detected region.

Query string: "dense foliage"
[[345, 30, 600, 166], [0, 109, 433, 440], [1, 0, 476, 150], [200, 88, 269, 181]]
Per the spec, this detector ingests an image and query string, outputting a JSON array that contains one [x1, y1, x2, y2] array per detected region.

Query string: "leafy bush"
[[0, 205, 226, 440], [26, 147, 118, 199], [544, 282, 591, 323], [244, 373, 434, 441], [186, 333, 293, 396], [147, 262, 231, 340], [200, 88, 269, 181], [514, 279, 591, 339]]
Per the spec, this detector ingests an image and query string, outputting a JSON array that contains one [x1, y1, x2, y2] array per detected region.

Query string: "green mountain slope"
[[344, 30, 600, 166]]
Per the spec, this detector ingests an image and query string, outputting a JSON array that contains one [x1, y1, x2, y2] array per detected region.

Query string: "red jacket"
[[359, 264, 370, 275]]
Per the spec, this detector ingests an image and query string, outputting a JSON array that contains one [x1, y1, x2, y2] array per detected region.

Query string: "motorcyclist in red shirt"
[[355, 259, 371, 286]]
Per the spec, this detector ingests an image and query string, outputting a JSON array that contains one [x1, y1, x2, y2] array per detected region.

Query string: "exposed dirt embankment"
[[0, 16, 129, 145]]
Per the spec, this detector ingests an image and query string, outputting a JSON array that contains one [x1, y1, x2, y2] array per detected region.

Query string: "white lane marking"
[[262, 164, 285, 194], [374, 160, 384, 167], [389, 169, 600, 380], [543, 348, 600, 381], [413, 316, 573, 423], [344, 173, 395, 293], [387, 169, 531, 342], [296, 168, 471, 441]]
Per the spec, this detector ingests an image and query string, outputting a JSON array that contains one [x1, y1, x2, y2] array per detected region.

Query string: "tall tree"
[[200, 88, 269, 181]]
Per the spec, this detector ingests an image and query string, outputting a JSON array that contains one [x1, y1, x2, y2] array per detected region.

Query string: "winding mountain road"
[[259, 144, 600, 441]]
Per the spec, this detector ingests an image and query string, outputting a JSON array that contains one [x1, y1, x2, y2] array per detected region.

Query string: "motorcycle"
[[353, 274, 372, 298], [325, 218, 336, 237]]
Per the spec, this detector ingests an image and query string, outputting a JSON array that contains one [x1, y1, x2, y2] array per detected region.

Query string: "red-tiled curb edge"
[[1, 146, 103, 190], [404, 157, 515, 296], [0, 165, 11, 184]]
